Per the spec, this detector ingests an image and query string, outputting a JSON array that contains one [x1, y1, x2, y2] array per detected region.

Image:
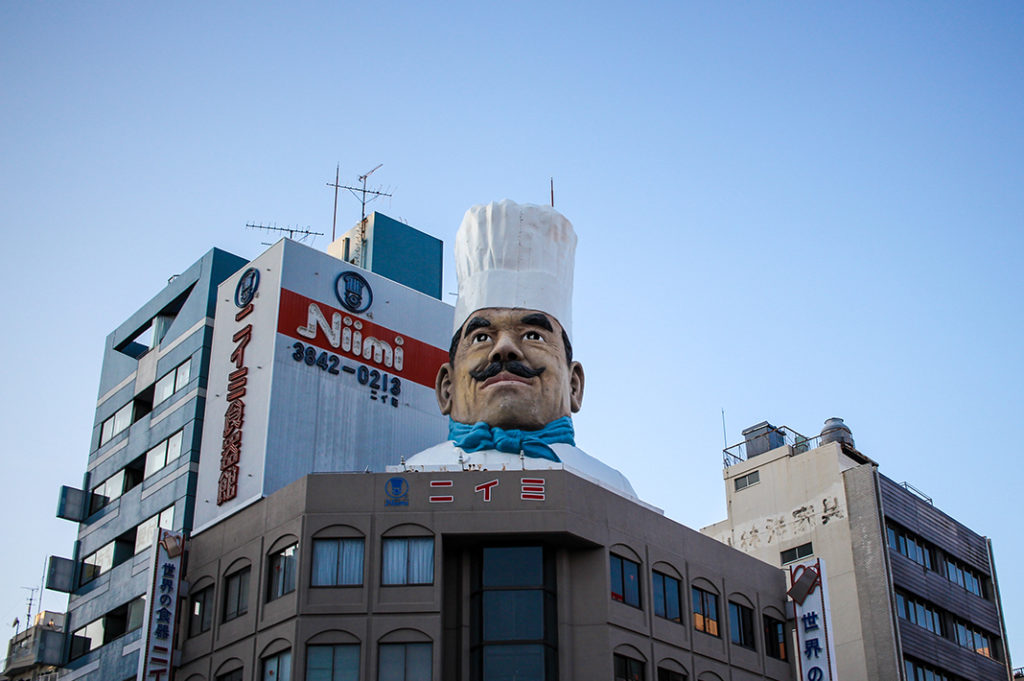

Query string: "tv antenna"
[[325, 163, 393, 240], [245, 222, 324, 246], [21, 586, 38, 630]]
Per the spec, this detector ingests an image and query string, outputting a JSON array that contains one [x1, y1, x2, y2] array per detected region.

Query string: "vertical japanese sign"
[[788, 558, 838, 681], [137, 529, 184, 681]]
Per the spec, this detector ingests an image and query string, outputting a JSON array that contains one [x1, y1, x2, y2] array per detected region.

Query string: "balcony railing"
[[723, 425, 819, 467]]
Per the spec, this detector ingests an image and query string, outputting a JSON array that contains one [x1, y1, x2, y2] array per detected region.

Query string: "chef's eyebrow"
[[520, 313, 553, 332], [464, 316, 492, 335]]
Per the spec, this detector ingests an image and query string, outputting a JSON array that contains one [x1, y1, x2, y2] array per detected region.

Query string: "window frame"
[[262, 649, 292, 681], [100, 402, 135, 446], [780, 542, 813, 565], [728, 601, 756, 649], [267, 543, 298, 601], [154, 358, 192, 406], [223, 566, 251, 622], [651, 570, 682, 623], [691, 586, 719, 637], [377, 642, 432, 681], [381, 537, 434, 586], [306, 643, 360, 681], [609, 554, 641, 608], [613, 652, 645, 681], [312, 537, 365, 587], [763, 614, 787, 660], [734, 469, 760, 491], [134, 505, 175, 555], [188, 584, 214, 636]]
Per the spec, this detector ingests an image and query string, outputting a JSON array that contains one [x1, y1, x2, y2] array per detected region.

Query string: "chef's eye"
[[472, 333, 490, 343], [524, 331, 543, 341]]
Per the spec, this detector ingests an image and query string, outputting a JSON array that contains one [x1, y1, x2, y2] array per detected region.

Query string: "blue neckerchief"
[[448, 416, 574, 462]]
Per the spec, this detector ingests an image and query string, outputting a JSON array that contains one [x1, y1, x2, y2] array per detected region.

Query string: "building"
[[702, 419, 1013, 681], [1, 611, 64, 681], [174, 469, 795, 681], [45, 247, 249, 681], [44, 214, 451, 681]]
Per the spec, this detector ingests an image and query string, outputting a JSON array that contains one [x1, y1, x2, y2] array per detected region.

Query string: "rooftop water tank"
[[820, 417, 855, 448]]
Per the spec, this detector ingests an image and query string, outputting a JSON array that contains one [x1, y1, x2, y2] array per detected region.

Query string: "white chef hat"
[[453, 199, 577, 340]]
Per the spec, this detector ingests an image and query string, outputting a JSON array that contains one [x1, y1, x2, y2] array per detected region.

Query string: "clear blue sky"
[[2, 1, 1022, 667]]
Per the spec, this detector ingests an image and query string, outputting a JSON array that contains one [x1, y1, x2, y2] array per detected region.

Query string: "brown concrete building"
[[176, 470, 795, 681]]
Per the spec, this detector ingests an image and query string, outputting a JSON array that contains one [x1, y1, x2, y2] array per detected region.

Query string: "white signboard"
[[789, 558, 838, 681], [136, 529, 184, 681], [194, 239, 452, 532]]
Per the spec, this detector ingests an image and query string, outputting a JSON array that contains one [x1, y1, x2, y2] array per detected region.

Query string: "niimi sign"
[[789, 558, 838, 681], [136, 529, 183, 681], [194, 239, 452, 534]]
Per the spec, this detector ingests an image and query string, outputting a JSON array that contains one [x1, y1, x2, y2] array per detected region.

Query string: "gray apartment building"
[[175, 469, 796, 681], [702, 419, 1013, 681], [46, 248, 249, 681]]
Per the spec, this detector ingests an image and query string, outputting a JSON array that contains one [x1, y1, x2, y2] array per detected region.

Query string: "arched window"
[[311, 525, 365, 587], [381, 524, 434, 586], [378, 629, 432, 681]]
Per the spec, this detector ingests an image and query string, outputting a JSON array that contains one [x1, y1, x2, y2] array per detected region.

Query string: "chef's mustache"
[[470, 360, 546, 382]]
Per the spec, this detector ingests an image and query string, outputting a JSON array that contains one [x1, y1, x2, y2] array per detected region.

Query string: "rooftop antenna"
[[325, 163, 393, 240], [21, 586, 37, 630], [550, 177, 555, 207], [721, 408, 728, 448], [246, 222, 324, 246]]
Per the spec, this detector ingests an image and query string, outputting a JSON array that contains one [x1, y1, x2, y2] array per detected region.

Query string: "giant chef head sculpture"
[[438, 200, 583, 432], [401, 199, 635, 498]]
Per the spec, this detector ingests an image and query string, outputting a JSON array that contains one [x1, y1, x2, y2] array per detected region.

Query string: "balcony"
[[3, 611, 64, 678], [723, 423, 819, 467]]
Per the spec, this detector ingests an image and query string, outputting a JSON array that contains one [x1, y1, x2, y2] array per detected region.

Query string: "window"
[[895, 591, 943, 636], [223, 567, 251, 621], [887, 525, 933, 570], [954, 620, 994, 659], [154, 359, 192, 405], [217, 671, 244, 681], [691, 587, 719, 636], [651, 571, 681, 623], [307, 644, 360, 681], [763, 615, 787, 660], [135, 505, 175, 554], [188, 585, 213, 636], [268, 544, 297, 600], [79, 537, 134, 586], [609, 554, 640, 608], [89, 455, 145, 515], [944, 558, 983, 597], [657, 670, 686, 681], [780, 542, 813, 565], [382, 537, 433, 585], [613, 653, 644, 681], [144, 430, 184, 478], [728, 602, 755, 649], [734, 470, 759, 491], [100, 402, 134, 445], [473, 546, 557, 681], [378, 642, 431, 681], [312, 538, 364, 586], [68, 596, 145, 660], [262, 650, 291, 681]]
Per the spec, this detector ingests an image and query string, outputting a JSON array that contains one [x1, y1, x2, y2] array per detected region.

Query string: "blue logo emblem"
[[234, 268, 260, 308], [335, 271, 372, 313], [385, 477, 409, 507]]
